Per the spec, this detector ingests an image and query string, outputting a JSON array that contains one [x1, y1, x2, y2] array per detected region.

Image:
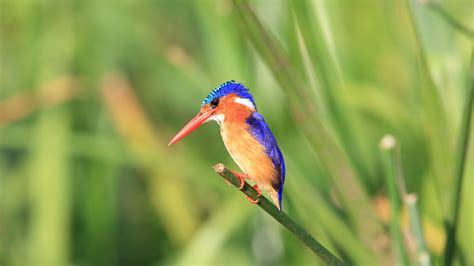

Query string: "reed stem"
[[213, 164, 345, 266], [379, 136, 408, 265], [405, 194, 431, 266]]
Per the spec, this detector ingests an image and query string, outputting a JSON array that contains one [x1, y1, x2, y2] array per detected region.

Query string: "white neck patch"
[[207, 114, 225, 126], [234, 97, 255, 110]]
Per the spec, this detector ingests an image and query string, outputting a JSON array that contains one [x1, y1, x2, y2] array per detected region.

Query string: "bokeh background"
[[1, 0, 473, 265]]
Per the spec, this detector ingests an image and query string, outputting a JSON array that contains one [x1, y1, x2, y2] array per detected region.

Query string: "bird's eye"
[[210, 98, 219, 109]]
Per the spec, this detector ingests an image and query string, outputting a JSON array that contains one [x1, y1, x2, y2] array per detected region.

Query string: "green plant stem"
[[213, 164, 345, 266], [443, 48, 474, 266], [425, 1, 474, 38], [405, 194, 431, 266], [393, 146, 431, 266], [379, 136, 408, 265]]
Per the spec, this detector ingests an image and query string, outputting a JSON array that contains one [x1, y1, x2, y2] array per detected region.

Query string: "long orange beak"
[[168, 109, 215, 145]]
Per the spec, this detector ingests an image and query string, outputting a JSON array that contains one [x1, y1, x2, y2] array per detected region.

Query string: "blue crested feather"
[[202, 80, 256, 107], [246, 112, 285, 210]]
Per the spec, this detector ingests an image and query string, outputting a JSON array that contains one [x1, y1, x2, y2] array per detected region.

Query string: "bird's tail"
[[269, 190, 281, 210]]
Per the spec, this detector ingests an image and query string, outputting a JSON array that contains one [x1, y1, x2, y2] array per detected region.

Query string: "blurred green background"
[[0, 0, 473, 265]]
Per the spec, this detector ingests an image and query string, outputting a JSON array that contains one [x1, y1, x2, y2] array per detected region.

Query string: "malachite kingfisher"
[[168, 80, 286, 210]]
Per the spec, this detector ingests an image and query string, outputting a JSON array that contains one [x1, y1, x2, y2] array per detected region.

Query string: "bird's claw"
[[246, 196, 259, 204], [232, 171, 248, 190], [253, 184, 262, 196], [238, 178, 245, 190], [246, 185, 261, 204], [230, 171, 260, 205]]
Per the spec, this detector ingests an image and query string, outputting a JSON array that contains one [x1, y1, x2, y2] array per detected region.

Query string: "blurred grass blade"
[[101, 73, 198, 246], [406, 0, 452, 212], [79, 163, 119, 264], [0, 77, 78, 127], [379, 135, 408, 265], [175, 198, 253, 265], [232, 0, 388, 260], [192, 0, 249, 80], [29, 108, 71, 264], [0, 125, 133, 164], [26, 1, 74, 262], [424, 1, 474, 38], [290, 0, 340, 113], [405, 194, 431, 266], [286, 161, 377, 265], [443, 48, 474, 266], [290, 0, 372, 193]]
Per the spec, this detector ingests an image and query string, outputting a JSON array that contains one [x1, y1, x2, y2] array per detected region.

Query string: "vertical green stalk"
[[379, 135, 408, 265], [443, 48, 474, 266], [405, 194, 431, 266], [28, 0, 74, 263], [80, 164, 118, 264], [394, 146, 431, 266], [29, 109, 70, 264]]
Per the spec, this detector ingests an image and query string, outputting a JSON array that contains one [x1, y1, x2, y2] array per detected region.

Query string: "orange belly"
[[220, 122, 278, 193]]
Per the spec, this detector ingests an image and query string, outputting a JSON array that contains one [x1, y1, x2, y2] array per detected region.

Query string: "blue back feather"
[[246, 112, 286, 210], [202, 80, 256, 107]]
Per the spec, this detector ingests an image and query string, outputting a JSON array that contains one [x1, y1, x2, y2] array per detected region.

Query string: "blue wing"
[[246, 112, 286, 209]]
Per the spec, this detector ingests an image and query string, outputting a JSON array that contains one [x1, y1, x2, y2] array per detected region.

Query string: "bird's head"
[[168, 80, 256, 145]]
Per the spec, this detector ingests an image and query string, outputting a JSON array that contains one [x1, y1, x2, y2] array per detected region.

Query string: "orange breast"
[[220, 121, 278, 193]]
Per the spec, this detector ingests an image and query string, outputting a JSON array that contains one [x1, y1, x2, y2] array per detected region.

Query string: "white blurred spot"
[[380, 134, 396, 150]]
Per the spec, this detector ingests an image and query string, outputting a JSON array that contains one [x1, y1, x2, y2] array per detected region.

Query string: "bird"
[[168, 80, 286, 210]]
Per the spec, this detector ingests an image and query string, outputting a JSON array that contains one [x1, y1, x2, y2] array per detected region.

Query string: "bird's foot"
[[231, 171, 249, 189], [246, 185, 262, 204], [229, 171, 260, 204]]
